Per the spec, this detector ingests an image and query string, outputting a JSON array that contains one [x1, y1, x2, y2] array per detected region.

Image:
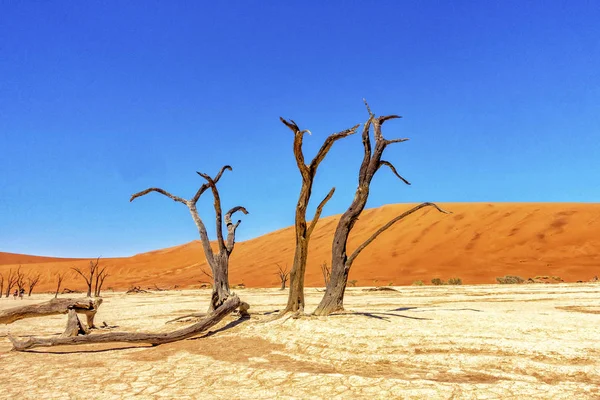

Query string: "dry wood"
[[131, 165, 247, 312], [9, 294, 241, 351], [61, 309, 89, 337], [314, 101, 449, 316], [0, 298, 102, 325], [279, 117, 359, 314]]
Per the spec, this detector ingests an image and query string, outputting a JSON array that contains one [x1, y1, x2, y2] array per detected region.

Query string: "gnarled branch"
[[379, 161, 411, 185], [9, 295, 241, 351], [0, 298, 102, 325], [346, 202, 450, 267], [129, 188, 187, 205], [225, 206, 249, 253], [307, 187, 335, 239], [191, 165, 232, 205], [197, 172, 226, 252], [309, 125, 360, 173]]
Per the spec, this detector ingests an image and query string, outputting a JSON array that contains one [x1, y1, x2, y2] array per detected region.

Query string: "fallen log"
[[0, 298, 103, 326], [9, 294, 241, 351]]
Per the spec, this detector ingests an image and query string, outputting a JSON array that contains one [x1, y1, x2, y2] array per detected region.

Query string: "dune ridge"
[[1, 202, 599, 292]]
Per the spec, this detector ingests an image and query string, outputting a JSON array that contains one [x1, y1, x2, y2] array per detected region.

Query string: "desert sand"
[[1, 202, 599, 292], [1, 284, 599, 399]]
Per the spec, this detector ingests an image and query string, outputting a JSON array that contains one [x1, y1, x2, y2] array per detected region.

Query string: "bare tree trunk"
[[279, 118, 359, 314], [9, 294, 241, 351], [61, 309, 90, 337], [0, 298, 103, 325], [208, 253, 231, 312], [314, 101, 448, 316], [0, 274, 4, 297]]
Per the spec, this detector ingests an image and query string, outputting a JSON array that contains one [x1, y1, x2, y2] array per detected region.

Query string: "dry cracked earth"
[[1, 284, 599, 399]]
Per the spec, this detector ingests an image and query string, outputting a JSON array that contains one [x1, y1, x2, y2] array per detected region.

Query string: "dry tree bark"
[[61, 309, 90, 338], [9, 294, 241, 351], [0, 298, 103, 326], [27, 273, 41, 296], [130, 165, 248, 312], [72, 257, 101, 297], [279, 118, 359, 314], [313, 101, 449, 316]]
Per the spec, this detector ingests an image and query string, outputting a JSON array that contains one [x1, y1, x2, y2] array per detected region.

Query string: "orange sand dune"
[[1, 203, 599, 292]]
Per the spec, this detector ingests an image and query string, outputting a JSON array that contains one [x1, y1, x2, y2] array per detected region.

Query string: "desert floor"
[[1, 284, 599, 399]]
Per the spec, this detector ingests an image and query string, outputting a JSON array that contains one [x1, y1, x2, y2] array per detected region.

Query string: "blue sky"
[[1, 1, 598, 257]]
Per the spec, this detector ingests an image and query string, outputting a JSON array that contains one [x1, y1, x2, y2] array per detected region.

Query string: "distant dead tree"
[[27, 273, 41, 296], [5, 269, 16, 297], [0, 273, 4, 298], [131, 165, 248, 312], [279, 117, 359, 314], [15, 267, 26, 293], [72, 257, 101, 298], [314, 101, 449, 316], [320, 261, 331, 287], [94, 266, 109, 297], [275, 264, 290, 290], [55, 273, 65, 298]]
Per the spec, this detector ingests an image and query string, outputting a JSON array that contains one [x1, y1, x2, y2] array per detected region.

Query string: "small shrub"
[[447, 277, 462, 285], [431, 278, 445, 286], [349, 279, 358, 287], [412, 280, 424, 286], [496, 275, 525, 284], [388, 282, 394, 286]]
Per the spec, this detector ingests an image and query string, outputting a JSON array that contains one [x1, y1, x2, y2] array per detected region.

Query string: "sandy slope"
[[1, 202, 599, 292], [1, 285, 599, 398]]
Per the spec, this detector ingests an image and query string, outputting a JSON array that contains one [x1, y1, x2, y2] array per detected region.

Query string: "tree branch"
[[379, 161, 411, 185], [307, 187, 335, 239], [225, 206, 249, 253], [191, 165, 232, 205], [346, 202, 450, 267], [129, 188, 187, 205], [280, 117, 308, 176], [309, 125, 360, 173], [196, 172, 226, 253]]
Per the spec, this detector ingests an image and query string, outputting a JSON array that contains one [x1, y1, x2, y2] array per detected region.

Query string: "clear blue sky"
[[1, 1, 599, 257]]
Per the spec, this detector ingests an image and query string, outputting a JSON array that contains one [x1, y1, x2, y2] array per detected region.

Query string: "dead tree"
[[314, 101, 449, 316], [0, 297, 102, 326], [0, 273, 4, 297], [4, 268, 19, 298], [131, 165, 248, 312], [94, 266, 109, 297], [72, 257, 101, 297], [320, 261, 331, 287], [27, 273, 41, 296], [280, 118, 359, 314], [15, 267, 26, 293], [54, 272, 65, 298], [275, 264, 290, 290], [9, 294, 240, 351]]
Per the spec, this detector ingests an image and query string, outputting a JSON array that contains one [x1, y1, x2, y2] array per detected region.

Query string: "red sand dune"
[[1, 203, 599, 292]]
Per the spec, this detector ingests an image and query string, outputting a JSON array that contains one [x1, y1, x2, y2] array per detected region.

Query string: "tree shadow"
[[329, 311, 432, 322], [190, 316, 249, 340], [389, 307, 483, 313]]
